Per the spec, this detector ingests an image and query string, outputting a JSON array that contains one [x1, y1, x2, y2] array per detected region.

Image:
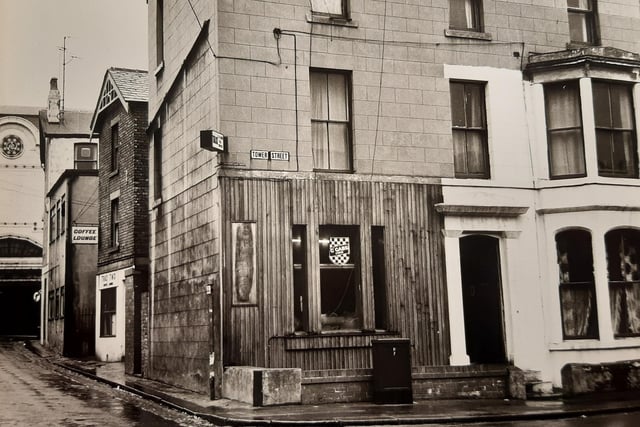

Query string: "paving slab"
[[25, 341, 640, 426]]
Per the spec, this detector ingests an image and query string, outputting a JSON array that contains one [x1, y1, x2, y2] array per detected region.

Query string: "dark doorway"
[[459, 235, 506, 364]]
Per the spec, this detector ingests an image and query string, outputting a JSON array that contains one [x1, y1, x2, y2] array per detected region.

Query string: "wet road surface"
[[0, 339, 213, 426]]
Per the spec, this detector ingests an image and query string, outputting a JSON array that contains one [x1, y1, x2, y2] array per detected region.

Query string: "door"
[[459, 235, 506, 364]]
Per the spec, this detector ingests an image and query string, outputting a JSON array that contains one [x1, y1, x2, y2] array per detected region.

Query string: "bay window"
[[593, 81, 638, 178], [606, 229, 640, 337], [556, 229, 599, 339]]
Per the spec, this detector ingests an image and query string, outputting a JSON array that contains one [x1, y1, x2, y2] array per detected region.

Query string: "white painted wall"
[[95, 268, 126, 362]]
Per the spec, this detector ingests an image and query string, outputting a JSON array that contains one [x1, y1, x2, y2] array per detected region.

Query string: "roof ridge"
[[109, 67, 148, 74]]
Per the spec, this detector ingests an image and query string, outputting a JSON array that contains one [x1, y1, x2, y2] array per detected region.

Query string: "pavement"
[[24, 340, 640, 426]]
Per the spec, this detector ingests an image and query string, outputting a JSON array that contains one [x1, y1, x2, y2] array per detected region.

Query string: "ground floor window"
[[292, 225, 308, 332], [556, 229, 599, 339], [606, 228, 640, 337], [318, 225, 361, 330], [48, 289, 54, 320], [100, 287, 117, 337]]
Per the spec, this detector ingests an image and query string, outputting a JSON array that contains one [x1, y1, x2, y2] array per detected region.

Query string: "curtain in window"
[[556, 230, 598, 339], [310, 71, 350, 170], [311, 0, 342, 16], [450, 0, 477, 30], [545, 81, 585, 177], [593, 81, 637, 176], [567, 0, 593, 43], [606, 230, 640, 336]]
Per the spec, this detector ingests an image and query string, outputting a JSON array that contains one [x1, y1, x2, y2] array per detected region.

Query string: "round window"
[[2, 135, 24, 159]]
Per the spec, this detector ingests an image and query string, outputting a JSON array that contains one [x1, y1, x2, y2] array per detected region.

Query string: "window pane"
[[450, 0, 477, 30], [465, 131, 487, 174], [310, 72, 328, 120], [452, 130, 467, 174], [549, 130, 585, 177], [545, 82, 581, 129], [465, 83, 485, 128], [328, 73, 348, 121], [311, 0, 343, 15], [450, 83, 466, 127], [328, 123, 349, 169], [312, 122, 329, 169], [612, 131, 634, 174], [319, 226, 361, 331], [567, 0, 591, 11], [593, 82, 612, 127], [568, 13, 588, 43], [560, 285, 597, 337], [292, 225, 307, 332], [372, 226, 387, 330], [610, 84, 634, 129]]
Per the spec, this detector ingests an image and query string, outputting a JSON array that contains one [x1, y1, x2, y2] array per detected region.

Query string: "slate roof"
[[108, 67, 148, 103], [90, 67, 148, 132], [38, 110, 93, 136]]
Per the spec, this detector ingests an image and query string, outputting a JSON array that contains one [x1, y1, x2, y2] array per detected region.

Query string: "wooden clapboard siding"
[[220, 175, 450, 369]]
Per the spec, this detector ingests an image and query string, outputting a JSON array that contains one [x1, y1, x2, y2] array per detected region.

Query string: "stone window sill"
[[444, 28, 492, 41], [306, 14, 358, 28]]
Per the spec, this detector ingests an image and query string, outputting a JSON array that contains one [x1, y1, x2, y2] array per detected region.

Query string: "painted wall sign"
[[72, 226, 98, 244], [97, 269, 124, 289]]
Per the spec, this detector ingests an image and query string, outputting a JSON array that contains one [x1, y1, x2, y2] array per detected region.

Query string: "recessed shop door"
[[459, 235, 506, 364]]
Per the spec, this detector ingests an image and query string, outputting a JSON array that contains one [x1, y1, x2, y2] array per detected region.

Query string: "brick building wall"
[[97, 102, 149, 268]]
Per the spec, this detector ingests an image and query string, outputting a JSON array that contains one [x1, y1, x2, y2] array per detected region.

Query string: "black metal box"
[[371, 338, 413, 404]]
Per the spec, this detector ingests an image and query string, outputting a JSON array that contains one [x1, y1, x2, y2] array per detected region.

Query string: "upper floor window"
[[111, 123, 119, 172], [450, 0, 483, 32], [567, 0, 598, 45], [110, 198, 120, 248], [156, 0, 164, 67], [450, 81, 489, 178], [556, 229, 599, 340], [153, 127, 163, 200], [544, 81, 586, 178], [311, 0, 349, 19], [74, 143, 97, 170], [310, 69, 352, 171], [593, 81, 638, 178]]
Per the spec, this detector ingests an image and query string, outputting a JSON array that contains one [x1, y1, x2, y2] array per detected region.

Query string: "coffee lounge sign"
[[72, 226, 98, 244]]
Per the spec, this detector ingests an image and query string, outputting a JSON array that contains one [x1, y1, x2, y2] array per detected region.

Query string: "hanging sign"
[[329, 237, 350, 265], [72, 226, 98, 244], [200, 130, 227, 152]]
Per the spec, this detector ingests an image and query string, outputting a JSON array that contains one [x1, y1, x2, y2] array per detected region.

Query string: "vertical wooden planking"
[[220, 176, 450, 370]]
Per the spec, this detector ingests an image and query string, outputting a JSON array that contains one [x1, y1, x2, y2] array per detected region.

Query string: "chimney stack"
[[47, 78, 61, 123]]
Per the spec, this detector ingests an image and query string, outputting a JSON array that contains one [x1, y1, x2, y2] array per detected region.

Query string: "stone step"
[[526, 381, 562, 400]]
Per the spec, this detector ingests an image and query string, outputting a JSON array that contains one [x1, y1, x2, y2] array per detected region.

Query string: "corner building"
[[148, 0, 640, 402]]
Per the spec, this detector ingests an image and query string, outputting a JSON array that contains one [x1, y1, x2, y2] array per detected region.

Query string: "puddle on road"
[[40, 371, 195, 426]]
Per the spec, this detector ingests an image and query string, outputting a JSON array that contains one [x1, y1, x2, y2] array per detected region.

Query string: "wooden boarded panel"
[[221, 176, 449, 369]]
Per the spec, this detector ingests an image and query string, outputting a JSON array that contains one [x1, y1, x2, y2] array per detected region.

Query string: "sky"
[[0, 0, 148, 111]]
